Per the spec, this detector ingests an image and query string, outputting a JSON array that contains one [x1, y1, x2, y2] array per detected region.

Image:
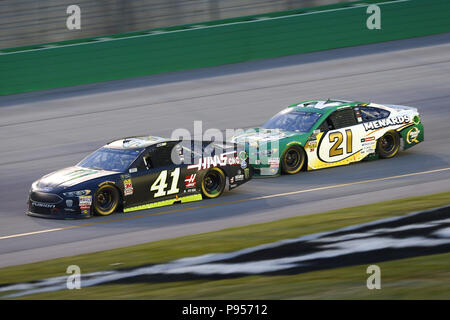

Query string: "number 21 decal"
[[151, 168, 180, 198], [329, 129, 353, 157]]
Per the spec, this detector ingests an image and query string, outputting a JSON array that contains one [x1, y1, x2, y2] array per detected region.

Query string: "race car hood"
[[34, 166, 117, 190]]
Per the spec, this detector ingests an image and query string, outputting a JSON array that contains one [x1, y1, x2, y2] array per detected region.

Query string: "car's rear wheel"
[[281, 145, 306, 174], [93, 185, 120, 216], [201, 168, 226, 199], [377, 131, 400, 159]]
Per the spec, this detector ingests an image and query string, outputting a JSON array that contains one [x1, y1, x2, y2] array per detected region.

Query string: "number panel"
[[150, 170, 169, 197], [151, 168, 181, 198], [329, 132, 344, 157], [318, 127, 359, 163]]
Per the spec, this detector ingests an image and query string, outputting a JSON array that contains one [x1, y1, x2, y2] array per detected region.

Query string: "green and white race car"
[[231, 99, 424, 176]]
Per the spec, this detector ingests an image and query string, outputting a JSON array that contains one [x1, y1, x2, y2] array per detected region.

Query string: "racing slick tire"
[[93, 184, 120, 216], [376, 131, 401, 159], [281, 145, 306, 175], [201, 167, 226, 199]]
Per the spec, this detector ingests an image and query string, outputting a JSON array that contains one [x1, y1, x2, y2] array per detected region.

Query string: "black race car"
[[27, 136, 252, 219]]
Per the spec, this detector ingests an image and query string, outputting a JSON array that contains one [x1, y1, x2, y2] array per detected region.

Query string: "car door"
[[317, 108, 364, 166], [125, 143, 185, 207]]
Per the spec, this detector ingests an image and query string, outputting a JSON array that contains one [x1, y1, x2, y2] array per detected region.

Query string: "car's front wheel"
[[201, 168, 226, 199], [281, 145, 306, 174], [376, 131, 400, 159], [93, 185, 120, 216]]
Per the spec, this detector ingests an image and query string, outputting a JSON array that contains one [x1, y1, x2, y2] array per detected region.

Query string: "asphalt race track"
[[0, 34, 449, 268]]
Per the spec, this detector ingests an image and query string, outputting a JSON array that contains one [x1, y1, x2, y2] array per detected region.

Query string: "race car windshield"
[[77, 147, 143, 172], [261, 110, 322, 132]]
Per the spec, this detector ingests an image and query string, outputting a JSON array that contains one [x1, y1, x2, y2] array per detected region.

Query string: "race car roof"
[[106, 135, 170, 149], [291, 99, 364, 113]]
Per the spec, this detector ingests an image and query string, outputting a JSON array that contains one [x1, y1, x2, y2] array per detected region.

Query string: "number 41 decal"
[[151, 168, 180, 198]]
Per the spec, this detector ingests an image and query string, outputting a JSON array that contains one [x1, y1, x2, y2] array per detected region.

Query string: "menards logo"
[[363, 115, 411, 131]]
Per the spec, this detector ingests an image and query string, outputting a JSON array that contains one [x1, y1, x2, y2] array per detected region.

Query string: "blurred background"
[[0, 0, 347, 48], [0, 0, 449, 300]]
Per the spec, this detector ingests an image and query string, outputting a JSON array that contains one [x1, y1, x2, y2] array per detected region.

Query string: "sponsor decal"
[[268, 157, 280, 168], [361, 142, 376, 148], [79, 196, 92, 210], [62, 168, 99, 183], [187, 152, 238, 171], [227, 156, 240, 165], [6, 205, 449, 298], [185, 174, 197, 188], [234, 174, 244, 182], [240, 160, 247, 169], [238, 151, 248, 161], [308, 140, 318, 149], [363, 115, 411, 131], [406, 127, 420, 144], [361, 136, 375, 143], [129, 168, 137, 173], [229, 177, 235, 184], [31, 201, 55, 209], [123, 179, 134, 196]]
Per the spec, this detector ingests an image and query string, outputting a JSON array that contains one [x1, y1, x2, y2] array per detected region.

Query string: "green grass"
[[1, 191, 449, 299], [18, 252, 450, 300]]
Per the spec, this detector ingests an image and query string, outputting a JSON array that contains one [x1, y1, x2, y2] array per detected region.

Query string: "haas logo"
[[185, 174, 197, 188], [187, 152, 239, 171]]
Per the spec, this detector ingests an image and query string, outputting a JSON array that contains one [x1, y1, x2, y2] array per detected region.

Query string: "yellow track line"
[[1, 166, 449, 241]]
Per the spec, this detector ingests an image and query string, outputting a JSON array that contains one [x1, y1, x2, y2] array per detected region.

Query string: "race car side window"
[[317, 118, 332, 132], [143, 154, 153, 169], [359, 106, 390, 122], [151, 143, 182, 168], [328, 108, 358, 129], [136, 153, 153, 171]]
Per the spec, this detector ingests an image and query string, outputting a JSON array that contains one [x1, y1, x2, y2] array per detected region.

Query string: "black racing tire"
[[281, 145, 306, 175], [201, 168, 226, 199], [376, 131, 401, 159], [93, 184, 120, 216]]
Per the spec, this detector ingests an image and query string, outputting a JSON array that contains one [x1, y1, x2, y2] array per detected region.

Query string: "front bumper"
[[27, 192, 93, 219], [26, 209, 92, 219], [249, 163, 281, 177]]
